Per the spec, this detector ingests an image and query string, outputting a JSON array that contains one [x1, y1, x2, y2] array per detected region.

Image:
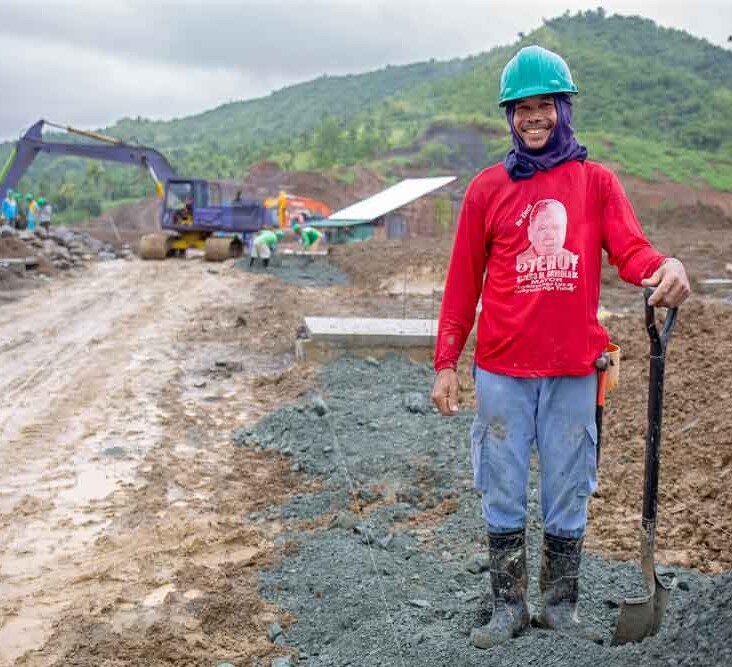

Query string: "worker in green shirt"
[[250, 228, 284, 268], [292, 222, 323, 251]]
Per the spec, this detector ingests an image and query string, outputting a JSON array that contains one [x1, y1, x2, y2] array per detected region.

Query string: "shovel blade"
[[613, 572, 675, 645]]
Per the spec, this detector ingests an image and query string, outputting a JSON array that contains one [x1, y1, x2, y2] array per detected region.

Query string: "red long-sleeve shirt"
[[434, 160, 666, 377]]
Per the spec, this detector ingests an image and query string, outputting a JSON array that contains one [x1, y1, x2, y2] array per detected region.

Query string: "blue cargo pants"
[[471, 367, 598, 539]]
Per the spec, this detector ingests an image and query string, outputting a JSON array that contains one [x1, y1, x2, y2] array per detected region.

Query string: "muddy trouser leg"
[[534, 375, 601, 641], [470, 369, 537, 648], [471, 368, 537, 534]]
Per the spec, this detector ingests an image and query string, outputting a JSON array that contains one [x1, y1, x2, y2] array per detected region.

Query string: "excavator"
[[0, 120, 287, 260], [264, 191, 332, 227]]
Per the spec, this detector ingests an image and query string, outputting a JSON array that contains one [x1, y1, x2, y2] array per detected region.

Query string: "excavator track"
[[204, 237, 243, 262], [139, 234, 171, 260]]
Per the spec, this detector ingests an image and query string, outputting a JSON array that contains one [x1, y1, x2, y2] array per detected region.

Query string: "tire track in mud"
[[8, 266, 315, 667], [0, 258, 271, 665]]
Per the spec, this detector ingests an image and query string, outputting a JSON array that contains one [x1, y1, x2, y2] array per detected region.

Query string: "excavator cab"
[[164, 180, 195, 226]]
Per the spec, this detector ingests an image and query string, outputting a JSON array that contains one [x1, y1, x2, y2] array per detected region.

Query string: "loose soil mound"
[[0, 237, 34, 258], [239, 163, 386, 211], [75, 198, 160, 249], [329, 238, 451, 289], [590, 301, 732, 572]]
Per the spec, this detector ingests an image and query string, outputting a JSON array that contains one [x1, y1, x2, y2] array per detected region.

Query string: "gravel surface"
[[235, 355, 732, 667], [236, 255, 349, 287]]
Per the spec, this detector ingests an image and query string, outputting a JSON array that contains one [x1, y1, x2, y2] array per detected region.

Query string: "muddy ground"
[[1, 171, 731, 665]]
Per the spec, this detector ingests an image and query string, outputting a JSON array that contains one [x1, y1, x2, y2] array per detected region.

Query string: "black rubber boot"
[[535, 533, 602, 642], [471, 530, 530, 649], [263, 258, 270, 268], [249, 256, 255, 267]]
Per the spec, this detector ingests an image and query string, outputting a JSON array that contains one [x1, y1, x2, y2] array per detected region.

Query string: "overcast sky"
[[1, 0, 730, 141]]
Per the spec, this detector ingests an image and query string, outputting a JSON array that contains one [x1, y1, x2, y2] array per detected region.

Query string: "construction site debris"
[[0, 224, 128, 287]]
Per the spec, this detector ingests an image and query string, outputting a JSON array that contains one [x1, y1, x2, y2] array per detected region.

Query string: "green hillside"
[[4, 9, 732, 221]]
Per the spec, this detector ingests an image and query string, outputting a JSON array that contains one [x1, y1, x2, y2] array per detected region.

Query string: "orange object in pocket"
[[606, 342, 620, 392]]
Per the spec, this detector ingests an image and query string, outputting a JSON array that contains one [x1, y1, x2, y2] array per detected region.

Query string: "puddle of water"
[[166, 482, 187, 503], [55, 462, 122, 506], [142, 583, 177, 607], [0, 600, 67, 666]]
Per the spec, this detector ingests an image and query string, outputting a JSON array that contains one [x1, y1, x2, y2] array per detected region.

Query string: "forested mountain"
[[4, 9, 731, 222]]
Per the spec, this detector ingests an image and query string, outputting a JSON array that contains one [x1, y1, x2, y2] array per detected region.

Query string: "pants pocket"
[[470, 417, 490, 492], [577, 423, 598, 498]]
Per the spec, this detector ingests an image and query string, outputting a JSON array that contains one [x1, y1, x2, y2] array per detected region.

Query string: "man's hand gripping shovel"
[[613, 288, 678, 644]]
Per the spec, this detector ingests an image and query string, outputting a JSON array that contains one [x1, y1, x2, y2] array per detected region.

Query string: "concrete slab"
[[279, 248, 329, 258], [304, 316, 439, 347], [698, 278, 732, 294]]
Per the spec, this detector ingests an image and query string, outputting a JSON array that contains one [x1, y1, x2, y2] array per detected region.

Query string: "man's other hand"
[[431, 368, 460, 416], [641, 258, 691, 308]]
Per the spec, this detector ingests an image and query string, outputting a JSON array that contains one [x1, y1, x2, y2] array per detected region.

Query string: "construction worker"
[[38, 198, 53, 234], [1, 189, 17, 227], [292, 222, 323, 251], [431, 45, 690, 649], [25, 194, 38, 231], [250, 228, 284, 268]]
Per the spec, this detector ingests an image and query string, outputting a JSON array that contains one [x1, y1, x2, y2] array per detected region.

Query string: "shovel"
[[613, 288, 678, 645]]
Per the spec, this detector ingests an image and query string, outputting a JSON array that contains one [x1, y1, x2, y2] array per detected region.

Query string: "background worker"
[[250, 228, 284, 268], [431, 45, 690, 650], [292, 222, 323, 251], [1, 189, 17, 227], [38, 198, 53, 234], [25, 193, 38, 231]]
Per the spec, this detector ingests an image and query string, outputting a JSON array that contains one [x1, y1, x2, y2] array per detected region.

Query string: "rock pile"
[[0, 225, 132, 271]]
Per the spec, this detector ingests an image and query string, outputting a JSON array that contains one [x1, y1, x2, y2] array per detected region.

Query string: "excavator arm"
[[0, 120, 178, 199]]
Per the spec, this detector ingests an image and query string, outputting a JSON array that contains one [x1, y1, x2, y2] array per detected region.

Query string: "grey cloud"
[[1, 0, 730, 140], [0, 1, 517, 77]]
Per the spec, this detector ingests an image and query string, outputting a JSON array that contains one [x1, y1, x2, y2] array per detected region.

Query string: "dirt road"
[[0, 258, 307, 666]]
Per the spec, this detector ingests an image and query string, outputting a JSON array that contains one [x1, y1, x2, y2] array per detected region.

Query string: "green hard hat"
[[25, 193, 33, 201], [37, 197, 46, 206], [291, 223, 301, 232], [498, 45, 578, 106], [275, 230, 285, 240]]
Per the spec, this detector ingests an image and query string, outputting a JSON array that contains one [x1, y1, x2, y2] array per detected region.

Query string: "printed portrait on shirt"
[[516, 199, 574, 273], [515, 199, 579, 294]]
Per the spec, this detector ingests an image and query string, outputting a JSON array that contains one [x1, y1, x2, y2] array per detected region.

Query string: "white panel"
[[328, 176, 456, 222]]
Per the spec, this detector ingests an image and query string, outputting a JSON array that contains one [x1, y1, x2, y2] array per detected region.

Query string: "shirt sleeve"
[[602, 171, 666, 285], [434, 180, 489, 372]]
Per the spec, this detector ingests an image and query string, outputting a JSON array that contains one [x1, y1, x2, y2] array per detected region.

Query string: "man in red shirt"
[[431, 45, 689, 648]]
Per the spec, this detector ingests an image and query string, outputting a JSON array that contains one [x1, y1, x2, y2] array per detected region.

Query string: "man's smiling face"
[[512, 94, 557, 151]]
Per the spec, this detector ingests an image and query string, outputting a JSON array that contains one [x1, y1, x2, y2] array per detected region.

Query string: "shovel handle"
[[644, 288, 678, 356], [642, 288, 678, 528]]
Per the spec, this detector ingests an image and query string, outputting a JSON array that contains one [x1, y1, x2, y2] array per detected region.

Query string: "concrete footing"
[[297, 316, 439, 362]]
